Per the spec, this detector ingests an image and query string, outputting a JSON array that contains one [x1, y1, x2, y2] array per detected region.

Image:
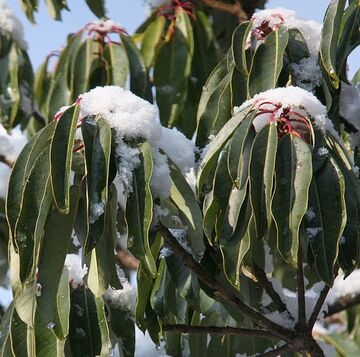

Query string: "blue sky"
[[7, 0, 360, 76]]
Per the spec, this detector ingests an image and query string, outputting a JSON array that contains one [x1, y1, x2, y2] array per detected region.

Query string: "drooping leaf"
[[169, 163, 205, 256], [50, 104, 80, 214], [320, 0, 347, 88], [249, 123, 278, 238], [197, 107, 254, 197], [37, 188, 79, 339], [141, 15, 166, 68], [306, 157, 347, 284], [154, 9, 194, 128], [82, 117, 112, 252], [120, 34, 152, 101], [103, 42, 129, 88], [271, 135, 313, 265], [249, 26, 289, 96], [68, 287, 102, 357], [85, 0, 106, 18], [126, 142, 156, 278]]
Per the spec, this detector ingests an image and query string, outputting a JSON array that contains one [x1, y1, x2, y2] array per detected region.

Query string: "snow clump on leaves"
[[234, 86, 336, 137], [250, 7, 322, 57], [78, 86, 195, 205]]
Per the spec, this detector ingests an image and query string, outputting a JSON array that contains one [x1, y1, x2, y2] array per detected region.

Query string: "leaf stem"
[[308, 285, 330, 328], [297, 247, 306, 332]]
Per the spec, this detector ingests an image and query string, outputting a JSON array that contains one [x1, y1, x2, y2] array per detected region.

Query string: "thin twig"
[[308, 285, 330, 328], [297, 248, 306, 332], [201, 0, 248, 21], [253, 263, 294, 320], [261, 344, 292, 357], [325, 293, 360, 318], [159, 225, 294, 342], [115, 247, 139, 270], [163, 324, 279, 339]]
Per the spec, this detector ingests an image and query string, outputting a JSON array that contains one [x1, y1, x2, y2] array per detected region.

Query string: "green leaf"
[[336, 1, 360, 78], [85, 0, 105, 18], [15, 145, 52, 283], [120, 34, 151, 101], [94, 297, 110, 357], [37, 188, 79, 339], [50, 105, 80, 214], [135, 267, 154, 332], [0, 304, 13, 356], [154, 10, 194, 128], [34, 308, 63, 357], [43, 32, 83, 120], [141, 15, 166, 68], [320, 0, 347, 88], [249, 26, 289, 96], [7, 122, 55, 244], [82, 117, 112, 252], [87, 187, 121, 297], [306, 157, 347, 284], [232, 21, 252, 75], [71, 38, 102, 100], [271, 135, 313, 265], [197, 107, 254, 197], [108, 305, 135, 357], [169, 163, 205, 256], [126, 142, 156, 278], [286, 28, 310, 64], [45, 0, 67, 20], [69, 287, 102, 357], [195, 59, 232, 148], [220, 197, 252, 289], [10, 308, 29, 356], [249, 123, 278, 238], [103, 42, 129, 88]]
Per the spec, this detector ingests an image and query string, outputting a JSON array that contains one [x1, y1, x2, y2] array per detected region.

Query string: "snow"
[[0, 125, 28, 198], [0, 0, 28, 49], [103, 278, 134, 311], [251, 7, 322, 57], [64, 254, 88, 289], [306, 207, 316, 221], [79, 86, 196, 201], [79, 86, 162, 144], [114, 136, 141, 200], [234, 86, 337, 136], [151, 151, 172, 199], [326, 269, 360, 306], [89, 202, 105, 224], [0, 286, 12, 308], [339, 82, 360, 131], [158, 127, 195, 173], [317, 147, 328, 156], [291, 58, 322, 93], [305, 227, 322, 239]]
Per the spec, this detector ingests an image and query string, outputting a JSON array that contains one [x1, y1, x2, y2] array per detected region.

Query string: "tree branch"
[[308, 285, 330, 328], [159, 225, 294, 342], [163, 324, 279, 339], [324, 292, 360, 318], [253, 263, 294, 320], [200, 0, 248, 22], [297, 247, 306, 332]]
